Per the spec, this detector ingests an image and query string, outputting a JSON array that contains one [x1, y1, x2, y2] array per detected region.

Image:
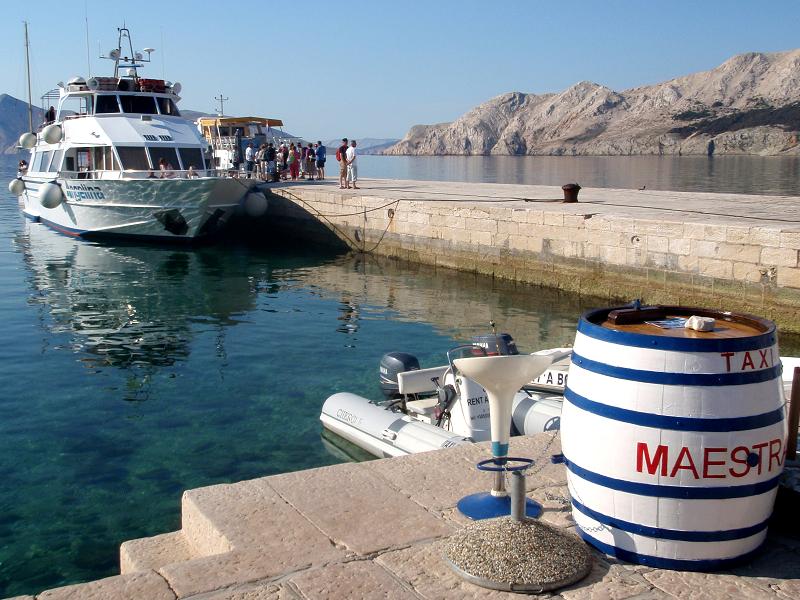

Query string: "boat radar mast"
[[99, 27, 154, 79]]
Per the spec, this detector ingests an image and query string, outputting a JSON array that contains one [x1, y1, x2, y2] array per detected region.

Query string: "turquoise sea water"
[[0, 156, 606, 596]]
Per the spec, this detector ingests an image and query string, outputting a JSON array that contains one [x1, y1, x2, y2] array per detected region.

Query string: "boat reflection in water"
[[18, 222, 255, 370]]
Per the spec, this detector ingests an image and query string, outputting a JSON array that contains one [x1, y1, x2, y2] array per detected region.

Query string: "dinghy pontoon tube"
[[320, 335, 571, 458]]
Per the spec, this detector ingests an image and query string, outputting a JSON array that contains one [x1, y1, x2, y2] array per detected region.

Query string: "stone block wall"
[[266, 189, 800, 331]]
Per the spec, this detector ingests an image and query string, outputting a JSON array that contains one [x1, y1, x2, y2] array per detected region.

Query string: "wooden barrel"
[[561, 305, 787, 570]]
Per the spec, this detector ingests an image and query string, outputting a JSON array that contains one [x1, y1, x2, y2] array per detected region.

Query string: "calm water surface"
[[0, 156, 604, 596], [360, 154, 800, 196]]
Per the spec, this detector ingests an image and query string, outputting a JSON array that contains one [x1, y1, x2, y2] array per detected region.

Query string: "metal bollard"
[[510, 470, 527, 521], [562, 183, 581, 203]]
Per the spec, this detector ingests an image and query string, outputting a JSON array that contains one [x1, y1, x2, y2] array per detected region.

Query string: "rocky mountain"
[[386, 50, 800, 156], [0, 94, 44, 154]]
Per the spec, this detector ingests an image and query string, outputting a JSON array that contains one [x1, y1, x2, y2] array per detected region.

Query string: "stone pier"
[[263, 179, 800, 331], [10, 434, 800, 599]]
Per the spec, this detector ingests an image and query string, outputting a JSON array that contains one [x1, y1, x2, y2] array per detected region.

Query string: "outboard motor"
[[471, 333, 519, 356], [379, 352, 420, 399]]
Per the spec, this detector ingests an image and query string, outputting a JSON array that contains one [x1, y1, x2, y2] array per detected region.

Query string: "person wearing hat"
[[337, 138, 348, 189]]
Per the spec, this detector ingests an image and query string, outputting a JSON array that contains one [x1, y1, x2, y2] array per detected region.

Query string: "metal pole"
[[84, 3, 91, 77], [493, 470, 506, 496], [24, 21, 33, 132], [787, 367, 800, 459], [510, 471, 526, 521]]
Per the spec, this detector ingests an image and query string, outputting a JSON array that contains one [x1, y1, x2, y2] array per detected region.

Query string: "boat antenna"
[[214, 93, 228, 117], [160, 28, 165, 80], [100, 27, 153, 79], [23, 21, 33, 132], [84, 1, 92, 76]]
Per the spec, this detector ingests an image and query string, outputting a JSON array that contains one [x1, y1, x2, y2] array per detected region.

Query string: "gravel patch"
[[443, 516, 592, 593]]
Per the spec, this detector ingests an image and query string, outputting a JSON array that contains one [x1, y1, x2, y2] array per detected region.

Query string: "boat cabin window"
[[178, 147, 204, 170], [116, 146, 150, 171], [31, 151, 45, 172], [48, 149, 64, 173], [148, 147, 179, 170], [95, 94, 120, 114], [57, 95, 91, 120], [92, 146, 119, 171], [119, 95, 158, 115], [156, 97, 181, 116]]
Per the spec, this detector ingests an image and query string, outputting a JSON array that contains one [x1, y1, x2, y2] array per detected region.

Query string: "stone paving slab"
[[36, 571, 174, 600], [160, 551, 313, 599], [560, 560, 665, 600], [289, 559, 417, 599], [189, 582, 298, 600], [264, 461, 453, 555], [376, 542, 528, 600]]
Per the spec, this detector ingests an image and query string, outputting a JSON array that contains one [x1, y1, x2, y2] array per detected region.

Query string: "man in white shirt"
[[345, 140, 358, 189], [244, 143, 255, 178]]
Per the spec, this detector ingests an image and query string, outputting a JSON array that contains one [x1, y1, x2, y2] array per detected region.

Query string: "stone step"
[[119, 531, 196, 574]]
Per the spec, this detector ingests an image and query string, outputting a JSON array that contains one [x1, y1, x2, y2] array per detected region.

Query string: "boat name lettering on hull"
[[64, 182, 106, 200], [335, 408, 362, 426]]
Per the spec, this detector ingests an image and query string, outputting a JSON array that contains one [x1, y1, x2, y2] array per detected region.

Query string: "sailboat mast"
[[24, 21, 33, 132]]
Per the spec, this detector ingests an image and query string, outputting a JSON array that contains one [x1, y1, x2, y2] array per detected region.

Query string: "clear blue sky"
[[1, 1, 798, 141]]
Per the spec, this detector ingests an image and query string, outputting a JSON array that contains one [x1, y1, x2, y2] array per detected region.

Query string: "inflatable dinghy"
[[320, 334, 570, 458]]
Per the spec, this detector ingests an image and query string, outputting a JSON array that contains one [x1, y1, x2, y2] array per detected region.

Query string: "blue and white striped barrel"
[[561, 306, 787, 571]]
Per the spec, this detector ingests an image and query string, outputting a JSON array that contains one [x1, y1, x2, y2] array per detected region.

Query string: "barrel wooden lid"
[[596, 306, 771, 340]]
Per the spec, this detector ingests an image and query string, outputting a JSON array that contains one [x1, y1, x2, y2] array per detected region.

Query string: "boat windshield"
[[119, 95, 158, 114], [156, 97, 181, 116], [95, 95, 120, 114]]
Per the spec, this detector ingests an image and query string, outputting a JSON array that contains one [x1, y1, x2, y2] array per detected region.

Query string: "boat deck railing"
[[57, 168, 225, 180]]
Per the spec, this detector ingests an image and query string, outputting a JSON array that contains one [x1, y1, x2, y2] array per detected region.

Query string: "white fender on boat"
[[8, 178, 25, 196], [244, 191, 268, 217], [511, 392, 563, 434], [42, 124, 63, 144], [19, 132, 36, 149], [39, 182, 64, 209]]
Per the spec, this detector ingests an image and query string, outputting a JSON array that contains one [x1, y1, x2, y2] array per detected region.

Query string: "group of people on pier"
[[243, 141, 327, 182], [239, 138, 358, 188]]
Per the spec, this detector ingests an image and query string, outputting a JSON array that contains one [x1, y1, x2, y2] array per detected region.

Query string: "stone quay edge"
[[263, 179, 800, 332]]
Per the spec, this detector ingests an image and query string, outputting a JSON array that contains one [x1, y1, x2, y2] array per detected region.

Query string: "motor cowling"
[[471, 333, 519, 356], [379, 352, 420, 399]]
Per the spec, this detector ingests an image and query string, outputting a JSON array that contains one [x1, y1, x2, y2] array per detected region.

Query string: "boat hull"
[[20, 176, 255, 240]]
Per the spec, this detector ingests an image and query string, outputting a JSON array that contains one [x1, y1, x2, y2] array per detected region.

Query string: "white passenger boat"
[[320, 334, 571, 458], [321, 331, 800, 460], [8, 27, 261, 241]]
